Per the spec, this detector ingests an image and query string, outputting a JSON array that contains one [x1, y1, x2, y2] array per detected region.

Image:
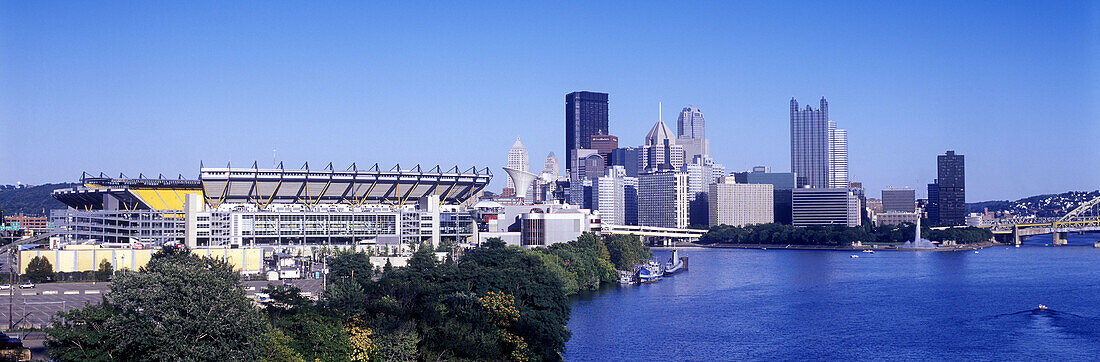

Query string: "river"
[[565, 233, 1100, 360]]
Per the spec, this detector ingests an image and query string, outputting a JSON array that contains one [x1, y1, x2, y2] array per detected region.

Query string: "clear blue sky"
[[1, 1, 1097, 201]]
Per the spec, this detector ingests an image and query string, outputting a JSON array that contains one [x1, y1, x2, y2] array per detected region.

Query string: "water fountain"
[[902, 210, 937, 248]]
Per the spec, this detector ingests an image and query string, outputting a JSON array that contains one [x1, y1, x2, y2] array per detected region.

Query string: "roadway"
[[0, 278, 325, 329]]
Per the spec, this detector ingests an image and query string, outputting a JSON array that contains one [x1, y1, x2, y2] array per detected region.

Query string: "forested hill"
[[0, 183, 77, 216], [967, 190, 1100, 217]]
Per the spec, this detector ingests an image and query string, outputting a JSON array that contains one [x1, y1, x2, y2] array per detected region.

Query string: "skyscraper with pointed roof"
[[541, 152, 560, 180], [639, 119, 685, 173], [506, 137, 529, 191]]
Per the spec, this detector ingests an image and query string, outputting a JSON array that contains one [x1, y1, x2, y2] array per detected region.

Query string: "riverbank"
[[676, 241, 1000, 251]]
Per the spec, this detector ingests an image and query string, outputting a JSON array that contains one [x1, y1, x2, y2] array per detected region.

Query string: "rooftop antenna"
[[272, 146, 277, 168], [658, 101, 662, 122]]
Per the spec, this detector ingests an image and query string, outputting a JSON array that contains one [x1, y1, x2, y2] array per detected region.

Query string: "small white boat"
[[974, 251, 980, 254], [1037, 304, 1048, 310], [618, 273, 635, 285], [1015, 244, 1021, 248], [862, 249, 874, 254], [850, 255, 859, 258]]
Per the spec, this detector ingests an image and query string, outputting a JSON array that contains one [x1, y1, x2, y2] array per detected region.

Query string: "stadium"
[[51, 163, 493, 248]]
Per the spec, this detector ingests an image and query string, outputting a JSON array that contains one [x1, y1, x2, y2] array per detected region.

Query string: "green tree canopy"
[[45, 246, 266, 361], [94, 259, 113, 282], [326, 249, 373, 289], [604, 234, 653, 270], [45, 299, 116, 362], [25, 255, 54, 283]]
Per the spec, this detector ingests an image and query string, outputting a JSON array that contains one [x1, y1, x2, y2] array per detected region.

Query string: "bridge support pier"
[[1052, 232, 1068, 246]]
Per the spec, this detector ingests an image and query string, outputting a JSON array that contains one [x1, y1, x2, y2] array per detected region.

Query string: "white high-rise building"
[[506, 137, 530, 190], [591, 166, 638, 226], [684, 158, 714, 226], [827, 121, 848, 189], [711, 162, 726, 184], [708, 177, 774, 227], [638, 171, 690, 228], [639, 120, 685, 173], [684, 161, 713, 198]]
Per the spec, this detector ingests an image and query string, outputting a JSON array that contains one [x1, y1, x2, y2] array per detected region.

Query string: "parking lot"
[[0, 278, 325, 328]]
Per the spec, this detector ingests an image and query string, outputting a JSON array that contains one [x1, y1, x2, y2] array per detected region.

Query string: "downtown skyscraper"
[[677, 106, 706, 139], [933, 150, 965, 226], [790, 97, 830, 188], [565, 91, 609, 172], [827, 120, 848, 188], [790, 97, 847, 189], [505, 137, 529, 192], [677, 106, 710, 164]]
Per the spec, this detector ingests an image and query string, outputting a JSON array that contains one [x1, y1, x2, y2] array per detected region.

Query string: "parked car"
[[0, 284, 10, 290], [18, 282, 34, 289]]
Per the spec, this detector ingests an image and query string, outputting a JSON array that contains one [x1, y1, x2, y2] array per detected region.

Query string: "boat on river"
[[663, 250, 685, 275], [618, 271, 636, 285], [637, 265, 662, 283]]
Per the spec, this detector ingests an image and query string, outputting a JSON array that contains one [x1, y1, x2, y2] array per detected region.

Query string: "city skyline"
[[2, 1, 1097, 201]]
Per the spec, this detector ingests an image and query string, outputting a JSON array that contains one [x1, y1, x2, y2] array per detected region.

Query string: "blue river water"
[[565, 233, 1100, 361]]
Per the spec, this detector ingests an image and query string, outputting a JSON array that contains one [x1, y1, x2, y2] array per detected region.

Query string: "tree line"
[[699, 222, 993, 246], [44, 233, 652, 361]]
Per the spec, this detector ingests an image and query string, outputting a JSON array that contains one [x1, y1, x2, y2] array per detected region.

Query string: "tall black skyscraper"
[[927, 180, 940, 224], [936, 150, 965, 226], [565, 91, 609, 171]]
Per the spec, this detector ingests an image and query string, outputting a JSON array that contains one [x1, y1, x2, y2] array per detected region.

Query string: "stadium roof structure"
[[53, 163, 493, 211], [200, 162, 493, 208], [53, 172, 203, 211]]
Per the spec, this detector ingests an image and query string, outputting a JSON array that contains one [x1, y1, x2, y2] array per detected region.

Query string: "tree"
[[94, 259, 112, 282], [45, 299, 117, 362], [326, 249, 373, 290], [260, 325, 306, 362], [372, 324, 420, 362], [325, 277, 367, 316], [453, 243, 572, 360], [604, 234, 652, 270], [482, 237, 507, 249], [262, 284, 310, 318], [25, 255, 54, 283], [345, 319, 377, 361], [272, 310, 353, 361], [45, 247, 267, 360]]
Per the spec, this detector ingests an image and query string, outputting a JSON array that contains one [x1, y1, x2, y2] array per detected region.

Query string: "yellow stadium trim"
[[130, 188, 205, 211]]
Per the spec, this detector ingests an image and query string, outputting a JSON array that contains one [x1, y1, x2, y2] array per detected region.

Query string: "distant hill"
[[967, 190, 1100, 217], [0, 183, 78, 217]]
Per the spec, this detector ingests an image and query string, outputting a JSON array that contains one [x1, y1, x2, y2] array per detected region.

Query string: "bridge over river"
[[983, 196, 1100, 246]]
